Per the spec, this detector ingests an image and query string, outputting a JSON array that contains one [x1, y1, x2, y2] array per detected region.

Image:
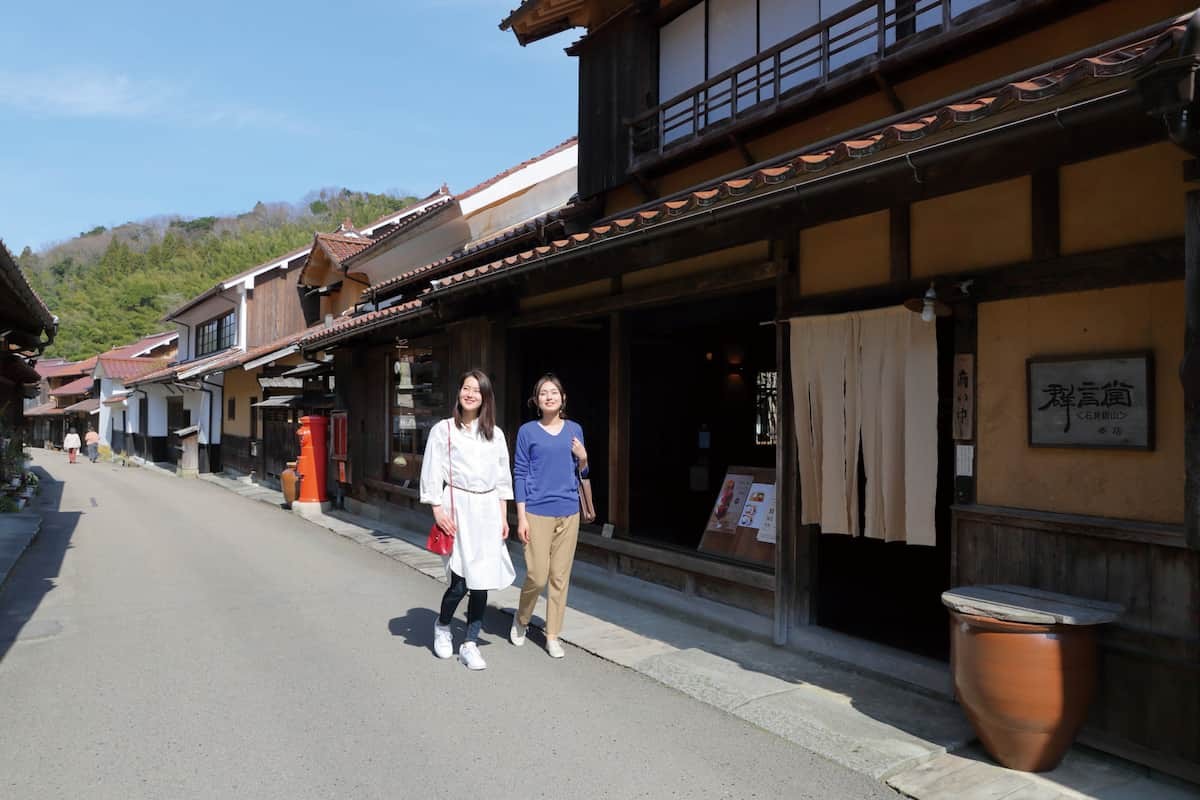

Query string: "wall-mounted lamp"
[[904, 283, 951, 322]]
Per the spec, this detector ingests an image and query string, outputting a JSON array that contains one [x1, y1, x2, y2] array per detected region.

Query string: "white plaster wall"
[[146, 384, 169, 437], [355, 215, 472, 287], [98, 377, 114, 445], [171, 292, 240, 359], [464, 167, 578, 246]]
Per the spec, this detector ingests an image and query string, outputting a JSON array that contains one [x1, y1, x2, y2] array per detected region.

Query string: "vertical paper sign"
[[953, 354, 974, 441]]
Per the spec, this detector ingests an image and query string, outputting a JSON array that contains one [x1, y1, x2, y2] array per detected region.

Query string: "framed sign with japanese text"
[[1027, 352, 1154, 450]]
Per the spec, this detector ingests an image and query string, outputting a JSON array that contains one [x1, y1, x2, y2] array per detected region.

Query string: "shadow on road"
[[388, 604, 515, 657], [0, 468, 80, 662]]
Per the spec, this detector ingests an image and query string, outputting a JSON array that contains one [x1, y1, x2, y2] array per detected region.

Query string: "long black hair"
[[453, 369, 496, 441], [527, 373, 567, 420]]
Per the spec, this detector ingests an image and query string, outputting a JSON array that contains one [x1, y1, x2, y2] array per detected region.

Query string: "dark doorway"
[[513, 320, 611, 523], [627, 289, 776, 553], [814, 315, 955, 660], [262, 408, 299, 481], [165, 395, 189, 465]]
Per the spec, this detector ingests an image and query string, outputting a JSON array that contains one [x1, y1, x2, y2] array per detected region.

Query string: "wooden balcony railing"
[[628, 0, 1023, 168]]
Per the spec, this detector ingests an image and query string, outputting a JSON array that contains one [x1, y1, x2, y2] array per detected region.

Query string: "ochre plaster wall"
[[1061, 143, 1186, 254], [798, 211, 889, 295], [519, 279, 611, 312], [622, 241, 768, 289], [895, 1, 1193, 107], [977, 282, 1183, 524], [912, 178, 1031, 277], [222, 366, 259, 438]]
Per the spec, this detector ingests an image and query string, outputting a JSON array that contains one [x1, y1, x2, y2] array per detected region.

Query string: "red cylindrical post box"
[[296, 415, 328, 503]]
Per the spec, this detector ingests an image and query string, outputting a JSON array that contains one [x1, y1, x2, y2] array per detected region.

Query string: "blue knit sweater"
[[513, 419, 588, 518]]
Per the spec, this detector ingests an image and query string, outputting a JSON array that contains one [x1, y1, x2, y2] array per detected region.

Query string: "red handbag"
[[426, 421, 454, 556]]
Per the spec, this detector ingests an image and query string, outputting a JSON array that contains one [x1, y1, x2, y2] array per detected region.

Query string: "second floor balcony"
[[628, 0, 1058, 173]]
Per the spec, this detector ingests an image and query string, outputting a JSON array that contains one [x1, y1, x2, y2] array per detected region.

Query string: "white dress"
[[419, 418, 516, 591]]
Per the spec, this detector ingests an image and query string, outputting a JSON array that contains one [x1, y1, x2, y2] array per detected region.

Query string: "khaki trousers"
[[517, 511, 580, 639]]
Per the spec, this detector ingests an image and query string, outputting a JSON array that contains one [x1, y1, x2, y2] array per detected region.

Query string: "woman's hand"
[[501, 517, 510, 540], [432, 505, 457, 536], [517, 516, 530, 544], [571, 436, 588, 464]]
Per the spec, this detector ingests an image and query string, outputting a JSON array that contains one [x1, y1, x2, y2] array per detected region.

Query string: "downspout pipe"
[[131, 387, 150, 461]]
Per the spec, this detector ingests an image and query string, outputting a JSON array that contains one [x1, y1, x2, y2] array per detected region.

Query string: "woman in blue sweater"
[[510, 374, 589, 658]]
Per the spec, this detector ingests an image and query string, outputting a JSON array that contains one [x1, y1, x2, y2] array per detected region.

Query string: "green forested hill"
[[20, 189, 416, 361]]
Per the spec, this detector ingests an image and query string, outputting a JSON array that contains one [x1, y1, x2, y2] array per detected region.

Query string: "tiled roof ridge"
[[363, 200, 587, 297], [426, 17, 1185, 296], [50, 374, 94, 395], [359, 185, 452, 231], [0, 239, 55, 331], [300, 299, 426, 348], [317, 231, 372, 244], [339, 195, 459, 267], [455, 136, 578, 201]]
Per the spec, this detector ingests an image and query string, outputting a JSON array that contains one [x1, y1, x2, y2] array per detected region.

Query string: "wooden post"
[[774, 232, 806, 644], [609, 311, 631, 529], [1032, 168, 1061, 261], [1184, 174, 1200, 549]]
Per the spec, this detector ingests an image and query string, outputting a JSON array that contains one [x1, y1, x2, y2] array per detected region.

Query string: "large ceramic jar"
[[943, 585, 1121, 773], [280, 460, 300, 508]]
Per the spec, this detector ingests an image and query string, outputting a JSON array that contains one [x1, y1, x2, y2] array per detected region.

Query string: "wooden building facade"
[[299, 0, 1200, 780]]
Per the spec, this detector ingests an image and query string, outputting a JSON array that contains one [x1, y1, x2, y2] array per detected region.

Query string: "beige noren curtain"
[[789, 306, 937, 546]]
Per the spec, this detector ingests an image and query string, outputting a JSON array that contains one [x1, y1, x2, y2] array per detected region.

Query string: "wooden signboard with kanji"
[[698, 465, 776, 567]]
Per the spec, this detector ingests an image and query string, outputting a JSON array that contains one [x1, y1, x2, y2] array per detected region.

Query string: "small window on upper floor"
[[196, 311, 236, 356]]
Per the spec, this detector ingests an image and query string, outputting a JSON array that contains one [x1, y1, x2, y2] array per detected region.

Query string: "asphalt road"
[[0, 451, 894, 800]]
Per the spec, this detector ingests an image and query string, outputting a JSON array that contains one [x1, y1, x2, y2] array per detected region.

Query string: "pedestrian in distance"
[[510, 374, 589, 659], [84, 426, 100, 463], [420, 369, 515, 671], [63, 427, 81, 464]]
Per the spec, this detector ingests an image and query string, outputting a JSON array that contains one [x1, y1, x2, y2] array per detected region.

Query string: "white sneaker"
[[459, 641, 487, 670], [433, 622, 454, 659], [509, 618, 527, 646], [546, 638, 565, 659]]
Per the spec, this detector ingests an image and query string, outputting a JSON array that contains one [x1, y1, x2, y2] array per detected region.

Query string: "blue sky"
[[0, 0, 578, 253]]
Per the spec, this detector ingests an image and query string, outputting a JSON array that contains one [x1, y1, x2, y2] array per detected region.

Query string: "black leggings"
[[439, 571, 487, 633]]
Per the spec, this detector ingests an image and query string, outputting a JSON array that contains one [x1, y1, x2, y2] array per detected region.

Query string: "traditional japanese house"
[[214, 206, 435, 483], [125, 283, 245, 469], [0, 239, 55, 462], [24, 358, 66, 447], [334, 0, 1195, 779], [298, 140, 588, 510]]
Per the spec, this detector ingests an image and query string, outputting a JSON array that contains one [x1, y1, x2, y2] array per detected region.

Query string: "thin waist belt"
[[449, 484, 496, 495]]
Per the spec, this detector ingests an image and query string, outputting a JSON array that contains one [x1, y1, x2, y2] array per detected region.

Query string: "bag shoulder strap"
[[446, 419, 454, 517]]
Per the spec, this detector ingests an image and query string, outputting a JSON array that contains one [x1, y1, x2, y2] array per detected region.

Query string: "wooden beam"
[[512, 260, 778, 328], [874, 72, 905, 115], [1185, 172, 1200, 550], [774, 232, 805, 642], [729, 133, 755, 167], [608, 311, 631, 528], [890, 205, 911, 282], [1032, 167, 1061, 261]]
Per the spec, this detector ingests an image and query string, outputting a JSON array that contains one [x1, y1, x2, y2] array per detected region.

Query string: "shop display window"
[[388, 336, 448, 484]]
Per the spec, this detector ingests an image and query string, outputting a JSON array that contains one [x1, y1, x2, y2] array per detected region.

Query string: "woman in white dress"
[[420, 369, 515, 670]]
